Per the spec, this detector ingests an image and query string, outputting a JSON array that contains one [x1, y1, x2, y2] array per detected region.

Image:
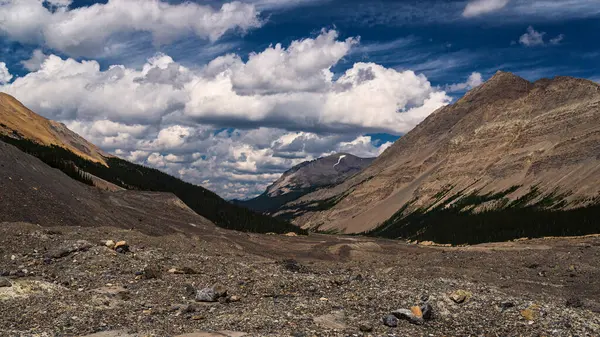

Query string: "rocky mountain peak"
[[265, 153, 374, 197], [236, 153, 375, 214], [458, 71, 532, 105], [285, 72, 600, 237]]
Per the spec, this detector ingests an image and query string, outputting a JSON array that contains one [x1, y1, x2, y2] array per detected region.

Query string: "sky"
[[1, 0, 599, 200]]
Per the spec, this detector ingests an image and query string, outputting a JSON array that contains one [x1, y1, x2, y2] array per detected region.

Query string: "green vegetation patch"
[[366, 185, 600, 245]]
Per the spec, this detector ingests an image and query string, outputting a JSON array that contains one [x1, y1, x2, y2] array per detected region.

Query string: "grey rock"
[[382, 314, 398, 327], [500, 302, 515, 311], [91, 286, 130, 300], [421, 303, 433, 320], [115, 247, 128, 254], [114, 241, 129, 254], [45, 240, 93, 259], [196, 285, 227, 302], [449, 290, 471, 304], [391, 309, 424, 325], [313, 310, 347, 330], [359, 324, 373, 332], [196, 287, 218, 302]]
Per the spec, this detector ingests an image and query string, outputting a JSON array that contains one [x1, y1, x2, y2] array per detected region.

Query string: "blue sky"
[[1, 0, 599, 199]]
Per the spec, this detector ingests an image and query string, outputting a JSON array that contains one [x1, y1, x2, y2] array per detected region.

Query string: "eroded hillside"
[[286, 72, 600, 237]]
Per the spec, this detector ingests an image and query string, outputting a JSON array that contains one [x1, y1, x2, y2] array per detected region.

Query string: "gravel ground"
[[1, 222, 599, 336]]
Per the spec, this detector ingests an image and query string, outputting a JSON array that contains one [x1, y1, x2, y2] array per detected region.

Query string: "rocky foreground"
[[1, 221, 599, 336]]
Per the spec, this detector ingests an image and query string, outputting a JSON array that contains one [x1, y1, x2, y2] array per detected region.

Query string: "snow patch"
[[333, 155, 347, 169]]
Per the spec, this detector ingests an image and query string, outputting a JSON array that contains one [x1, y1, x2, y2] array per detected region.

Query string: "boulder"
[[168, 267, 198, 275], [114, 241, 129, 253], [313, 310, 347, 330], [449, 290, 472, 304], [91, 286, 130, 300], [359, 324, 373, 332], [421, 303, 433, 320], [196, 284, 227, 302], [391, 308, 424, 325], [520, 304, 540, 321], [45, 240, 93, 259], [382, 314, 398, 327], [196, 287, 218, 302]]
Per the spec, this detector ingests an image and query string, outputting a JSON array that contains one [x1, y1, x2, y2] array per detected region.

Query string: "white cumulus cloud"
[[519, 26, 564, 47], [445, 72, 484, 93], [1, 29, 452, 199], [228, 29, 359, 94], [463, 0, 510, 17], [0, 0, 262, 57], [20, 49, 49, 71], [0, 62, 12, 84], [519, 26, 546, 46]]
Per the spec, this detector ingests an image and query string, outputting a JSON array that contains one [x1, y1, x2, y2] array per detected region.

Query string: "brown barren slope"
[[0, 140, 213, 235], [288, 72, 600, 232], [0, 92, 108, 165]]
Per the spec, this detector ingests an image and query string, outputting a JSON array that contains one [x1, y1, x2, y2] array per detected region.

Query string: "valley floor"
[[0, 222, 599, 336]]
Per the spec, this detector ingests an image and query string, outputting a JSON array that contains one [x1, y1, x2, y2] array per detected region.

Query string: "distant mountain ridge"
[[0, 92, 304, 235], [279, 72, 600, 243], [236, 153, 374, 215]]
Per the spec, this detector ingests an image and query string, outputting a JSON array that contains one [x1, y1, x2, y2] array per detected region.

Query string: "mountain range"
[[2, 77, 599, 336], [268, 72, 600, 242], [0, 92, 303, 235], [235, 153, 374, 216], [1, 71, 600, 244]]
